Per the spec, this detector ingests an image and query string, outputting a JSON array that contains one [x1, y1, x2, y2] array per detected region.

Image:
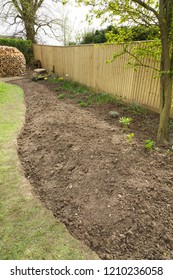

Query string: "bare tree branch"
[[0, 0, 67, 43], [132, 0, 160, 20]]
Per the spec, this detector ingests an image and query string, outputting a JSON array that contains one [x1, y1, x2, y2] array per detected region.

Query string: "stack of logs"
[[0, 46, 26, 77]]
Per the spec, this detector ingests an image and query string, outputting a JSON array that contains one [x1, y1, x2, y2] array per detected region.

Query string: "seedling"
[[126, 133, 135, 142], [128, 102, 145, 115], [109, 111, 120, 118], [144, 139, 155, 151], [76, 100, 88, 107], [58, 94, 65, 99], [48, 76, 60, 83], [119, 117, 132, 129], [32, 76, 38, 81], [58, 77, 64, 81], [116, 98, 126, 107]]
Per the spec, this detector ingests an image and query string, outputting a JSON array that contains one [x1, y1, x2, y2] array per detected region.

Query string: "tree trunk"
[[157, 0, 172, 143], [24, 20, 36, 43], [157, 43, 172, 143], [157, 74, 172, 143]]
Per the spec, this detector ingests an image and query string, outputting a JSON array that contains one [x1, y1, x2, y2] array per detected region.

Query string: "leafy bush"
[[0, 38, 33, 64], [81, 25, 160, 44]]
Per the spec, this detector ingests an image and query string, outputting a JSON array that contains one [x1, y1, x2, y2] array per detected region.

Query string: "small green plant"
[[80, 102, 88, 107], [60, 80, 89, 94], [32, 74, 48, 81], [165, 148, 173, 154], [144, 139, 155, 151], [58, 77, 64, 81], [116, 98, 126, 107], [126, 133, 135, 142], [32, 76, 38, 81], [47, 76, 60, 83], [65, 93, 78, 99], [87, 92, 117, 105], [58, 93, 65, 99], [169, 119, 173, 128], [128, 102, 145, 115], [109, 111, 120, 118], [76, 100, 88, 107], [119, 117, 132, 129]]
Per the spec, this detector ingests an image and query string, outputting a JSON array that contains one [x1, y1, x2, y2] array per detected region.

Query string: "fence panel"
[[33, 43, 173, 117]]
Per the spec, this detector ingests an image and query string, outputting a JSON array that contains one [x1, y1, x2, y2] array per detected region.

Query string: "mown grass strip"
[[0, 82, 98, 260]]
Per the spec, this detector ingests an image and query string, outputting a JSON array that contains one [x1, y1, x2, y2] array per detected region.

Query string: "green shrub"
[[0, 38, 33, 64]]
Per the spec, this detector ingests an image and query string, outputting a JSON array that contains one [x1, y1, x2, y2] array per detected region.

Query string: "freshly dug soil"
[[15, 77, 173, 260]]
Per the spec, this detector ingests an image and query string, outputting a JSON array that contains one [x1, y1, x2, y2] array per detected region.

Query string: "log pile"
[[0, 46, 26, 77]]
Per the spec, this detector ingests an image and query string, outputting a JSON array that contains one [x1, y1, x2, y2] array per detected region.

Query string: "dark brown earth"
[[14, 76, 173, 260]]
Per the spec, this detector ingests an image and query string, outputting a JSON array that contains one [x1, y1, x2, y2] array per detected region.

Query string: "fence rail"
[[33, 43, 173, 117]]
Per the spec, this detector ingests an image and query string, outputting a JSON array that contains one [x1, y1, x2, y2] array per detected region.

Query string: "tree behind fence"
[[33, 43, 173, 117]]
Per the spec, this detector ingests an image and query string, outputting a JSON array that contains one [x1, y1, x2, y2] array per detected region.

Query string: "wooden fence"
[[33, 43, 173, 116]]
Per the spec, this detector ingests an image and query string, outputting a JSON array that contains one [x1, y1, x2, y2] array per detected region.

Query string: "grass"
[[76, 100, 88, 107], [86, 92, 117, 105], [75, 93, 117, 108], [59, 80, 89, 94], [0, 82, 98, 260], [54, 80, 89, 95], [127, 102, 146, 115], [53, 78, 118, 107]]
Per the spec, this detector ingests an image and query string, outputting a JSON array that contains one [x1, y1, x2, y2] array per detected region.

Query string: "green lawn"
[[0, 82, 98, 260]]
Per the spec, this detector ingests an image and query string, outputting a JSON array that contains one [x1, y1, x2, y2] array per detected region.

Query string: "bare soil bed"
[[14, 76, 173, 260]]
